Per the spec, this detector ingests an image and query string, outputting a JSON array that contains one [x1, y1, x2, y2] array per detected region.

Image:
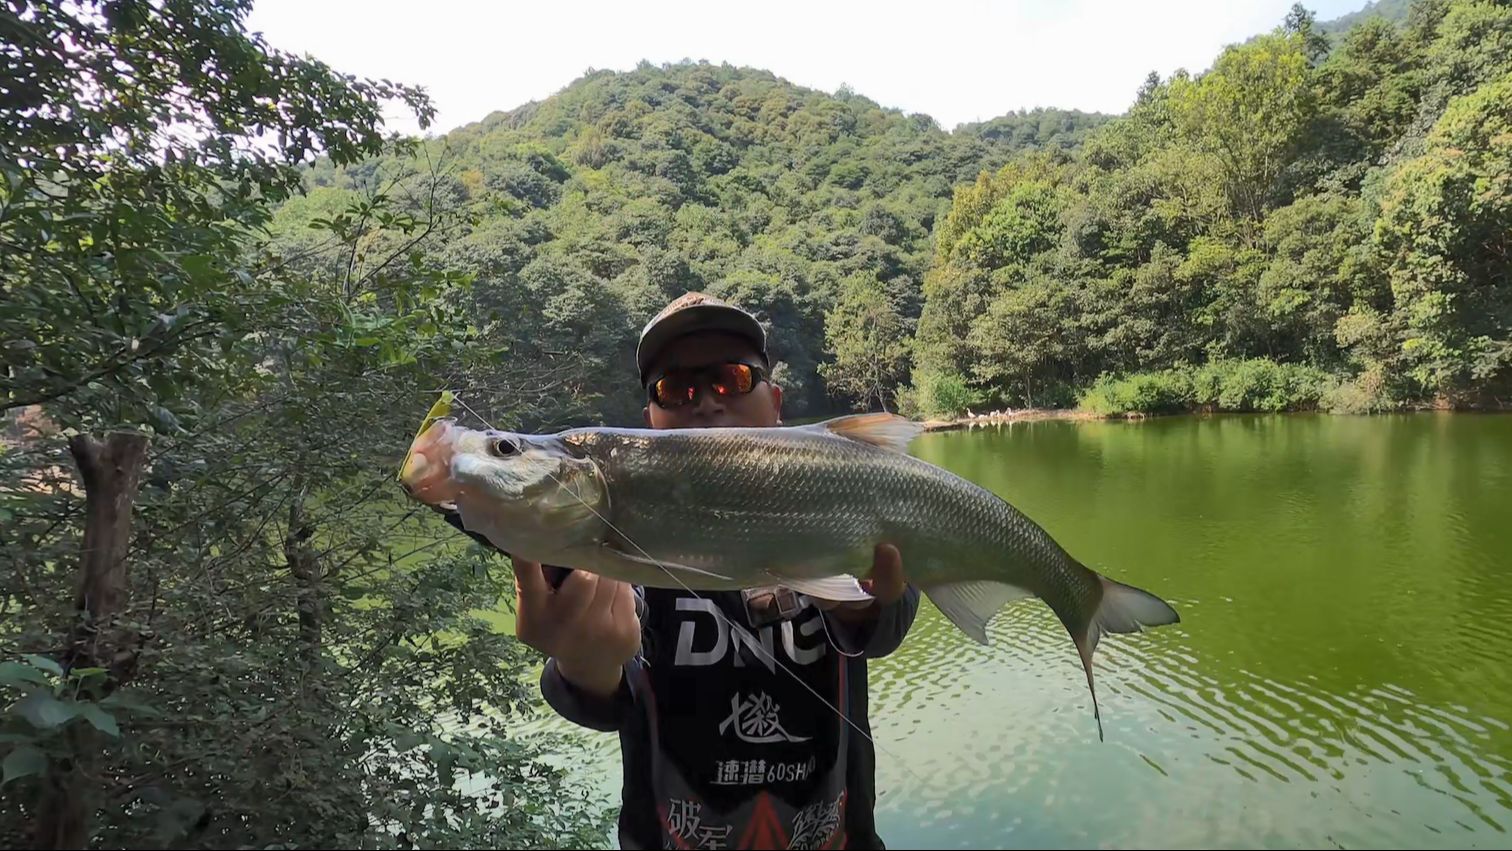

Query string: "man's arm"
[[436, 508, 644, 731], [538, 581, 650, 732], [823, 585, 920, 658], [516, 562, 644, 732], [539, 656, 639, 733]]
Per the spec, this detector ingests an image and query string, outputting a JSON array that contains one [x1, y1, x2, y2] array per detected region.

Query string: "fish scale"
[[566, 422, 1112, 631], [399, 410, 1182, 739]]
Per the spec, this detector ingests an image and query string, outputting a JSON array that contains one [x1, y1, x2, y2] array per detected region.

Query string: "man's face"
[[642, 332, 782, 430]]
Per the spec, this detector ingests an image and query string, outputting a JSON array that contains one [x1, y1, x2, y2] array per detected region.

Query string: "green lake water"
[[535, 413, 1512, 849]]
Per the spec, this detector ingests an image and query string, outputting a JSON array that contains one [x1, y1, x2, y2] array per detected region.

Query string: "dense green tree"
[[819, 274, 911, 411], [914, 0, 1509, 414], [1168, 30, 1318, 224], [1373, 71, 1512, 397], [2, 2, 607, 847], [0, 0, 430, 429], [1317, 17, 1425, 153]]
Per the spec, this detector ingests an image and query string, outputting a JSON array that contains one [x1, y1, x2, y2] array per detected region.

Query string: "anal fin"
[[779, 574, 873, 603], [925, 580, 1032, 644]]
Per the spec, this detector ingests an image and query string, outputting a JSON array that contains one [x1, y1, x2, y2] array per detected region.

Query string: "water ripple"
[[523, 416, 1512, 849]]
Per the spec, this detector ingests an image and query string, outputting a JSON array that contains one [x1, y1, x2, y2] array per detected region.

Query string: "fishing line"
[[446, 393, 928, 787]]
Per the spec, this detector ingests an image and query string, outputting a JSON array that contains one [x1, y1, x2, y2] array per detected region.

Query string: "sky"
[[245, 0, 1364, 137]]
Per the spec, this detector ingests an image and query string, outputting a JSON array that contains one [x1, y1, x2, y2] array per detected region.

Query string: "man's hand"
[[513, 559, 640, 698], [816, 543, 906, 623]]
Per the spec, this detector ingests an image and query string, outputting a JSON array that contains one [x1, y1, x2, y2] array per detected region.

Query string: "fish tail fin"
[[922, 558, 1178, 741], [1072, 633, 1103, 742], [1064, 566, 1180, 742]]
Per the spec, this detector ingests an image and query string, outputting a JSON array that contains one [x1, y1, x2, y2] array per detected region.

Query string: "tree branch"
[[3, 326, 217, 413]]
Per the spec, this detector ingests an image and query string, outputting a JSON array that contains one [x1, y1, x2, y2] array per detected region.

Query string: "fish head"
[[399, 419, 609, 543]]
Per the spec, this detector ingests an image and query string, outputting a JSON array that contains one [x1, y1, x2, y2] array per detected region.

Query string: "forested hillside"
[[1319, 0, 1413, 36], [916, 0, 1511, 414], [273, 68, 1110, 423], [274, 0, 1509, 421]]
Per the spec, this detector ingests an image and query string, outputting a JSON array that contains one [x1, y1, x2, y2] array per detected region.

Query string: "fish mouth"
[[399, 418, 460, 505]]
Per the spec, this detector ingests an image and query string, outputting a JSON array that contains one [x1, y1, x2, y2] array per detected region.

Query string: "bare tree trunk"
[[285, 478, 320, 665], [33, 432, 150, 850]]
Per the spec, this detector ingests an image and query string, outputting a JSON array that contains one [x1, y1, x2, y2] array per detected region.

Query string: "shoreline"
[[919, 404, 1512, 431], [921, 408, 1098, 431]]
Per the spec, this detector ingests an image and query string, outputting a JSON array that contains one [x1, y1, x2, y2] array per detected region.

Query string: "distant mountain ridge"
[[1320, 0, 1414, 35]]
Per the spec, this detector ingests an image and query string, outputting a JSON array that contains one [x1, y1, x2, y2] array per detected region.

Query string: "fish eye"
[[492, 437, 520, 457]]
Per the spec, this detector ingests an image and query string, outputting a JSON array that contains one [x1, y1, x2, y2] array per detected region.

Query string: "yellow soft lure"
[[398, 390, 454, 483]]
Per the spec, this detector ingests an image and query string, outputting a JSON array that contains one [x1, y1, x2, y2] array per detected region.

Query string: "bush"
[[1321, 366, 1398, 413], [1194, 359, 1328, 412], [1078, 359, 1331, 415], [907, 370, 985, 418], [1078, 370, 1194, 416]]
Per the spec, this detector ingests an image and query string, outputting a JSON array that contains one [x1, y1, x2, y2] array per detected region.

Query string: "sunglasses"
[[647, 361, 768, 409]]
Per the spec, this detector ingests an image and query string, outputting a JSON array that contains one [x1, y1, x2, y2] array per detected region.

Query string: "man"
[[511, 292, 920, 850]]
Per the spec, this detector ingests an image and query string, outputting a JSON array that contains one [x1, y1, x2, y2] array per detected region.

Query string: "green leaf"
[[431, 741, 457, 787], [77, 703, 120, 737], [23, 655, 62, 677], [0, 662, 49, 687], [2, 745, 46, 785], [15, 691, 78, 729], [391, 730, 424, 752], [180, 254, 213, 277], [68, 667, 108, 680], [101, 691, 161, 717]]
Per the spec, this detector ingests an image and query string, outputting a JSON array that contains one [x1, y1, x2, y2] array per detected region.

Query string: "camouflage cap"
[[636, 291, 769, 386]]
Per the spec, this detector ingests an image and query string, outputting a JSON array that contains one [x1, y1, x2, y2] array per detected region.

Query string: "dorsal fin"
[[812, 413, 925, 453]]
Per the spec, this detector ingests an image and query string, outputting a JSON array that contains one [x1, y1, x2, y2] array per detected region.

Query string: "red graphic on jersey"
[[736, 791, 788, 849]]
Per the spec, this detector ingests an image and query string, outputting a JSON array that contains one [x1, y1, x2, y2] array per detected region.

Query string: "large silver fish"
[[399, 411, 1179, 737]]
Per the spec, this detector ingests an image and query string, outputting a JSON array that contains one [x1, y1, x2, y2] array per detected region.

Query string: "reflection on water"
[[530, 414, 1512, 849]]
